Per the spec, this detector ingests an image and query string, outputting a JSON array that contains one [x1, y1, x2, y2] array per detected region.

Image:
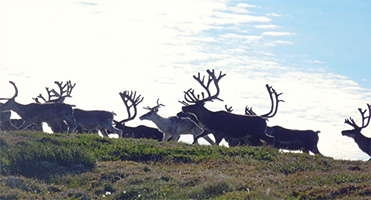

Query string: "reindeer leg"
[[302, 149, 310, 154], [202, 135, 215, 145], [214, 133, 225, 145], [19, 120, 34, 131], [248, 137, 264, 146], [163, 133, 172, 142], [107, 125, 123, 138], [310, 146, 322, 156], [64, 118, 82, 133], [193, 130, 209, 144], [100, 128, 109, 137], [171, 134, 180, 141]]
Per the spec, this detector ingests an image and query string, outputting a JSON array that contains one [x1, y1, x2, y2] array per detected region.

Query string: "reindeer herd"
[[0, 69, 370, 160]]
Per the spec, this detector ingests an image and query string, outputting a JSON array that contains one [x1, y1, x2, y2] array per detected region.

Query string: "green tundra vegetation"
[[0, 131, 370, 199]]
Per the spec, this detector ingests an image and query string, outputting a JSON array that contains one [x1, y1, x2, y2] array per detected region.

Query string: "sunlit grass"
[[0, 131, 370, 199]]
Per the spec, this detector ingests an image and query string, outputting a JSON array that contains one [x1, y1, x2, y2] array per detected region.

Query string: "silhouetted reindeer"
[[140, 99, 214, 144], [73, 108, 122, 137], [0, 81, 80, 132], [226, 84, 283, 146], [265, 126, 321, 155], [113, 90, 164, 141], [342, 104, 371, 160], [33, 81, 122, 137], [243, 90, 321, 155], [180, 69, 272, 146], [33, 80, 76, 133], [0, 108, 42, 131]]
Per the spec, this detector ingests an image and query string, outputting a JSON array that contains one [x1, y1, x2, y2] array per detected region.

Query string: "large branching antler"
[[116, 90, 144, 124], [33, 80, 76, 104], [244, 84, 283, 119], [260, 84, 284, 118], [51, 81, 76, 102], [345, 103, 371, 129], [181, 69, 226, 105]]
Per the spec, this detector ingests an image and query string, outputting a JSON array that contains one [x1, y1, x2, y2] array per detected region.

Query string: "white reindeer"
[[139, 99, 214, 144]]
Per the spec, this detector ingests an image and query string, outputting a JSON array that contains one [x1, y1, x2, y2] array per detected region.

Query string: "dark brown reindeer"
[[113, 90, 164, 141], [140, 99, 215, 144], [33, 80, 76, 133], [243, 91, 321, 155], [0, 81, 81, 132], [0, 104, 42, 131], [227, 84, 283, 146], [180, 69, 272, 146], [33, 81, 122, 137], [342, 104, 371, 160], [265, 126, 321, 155]]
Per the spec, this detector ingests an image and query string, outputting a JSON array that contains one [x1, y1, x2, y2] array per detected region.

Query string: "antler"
[[116, 90, 144, 124], [33, 87, 54, 103], [50, 81, 76, 103], [143, 99, 165, 111], [260, 84, 284, 118], [34, 81, 76, 104], [182, 69, 226, 105], [245, 106, 257, 116], [0, 81, 18, 101], [345, 104, 371, 129], [225, 105, 233, 113]]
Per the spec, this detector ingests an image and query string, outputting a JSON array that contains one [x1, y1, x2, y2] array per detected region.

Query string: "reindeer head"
[[139, 99, 165, 121], [0, 81, 19, 111], [342, 104, 371, 139], [180, 69, 226, 114]]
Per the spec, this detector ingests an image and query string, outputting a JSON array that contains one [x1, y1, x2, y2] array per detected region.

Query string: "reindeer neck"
[[191, 106, 213, 120], [147, 113, 171, 131], [353, 133, 371, 154], [4, 100, 25, 117]]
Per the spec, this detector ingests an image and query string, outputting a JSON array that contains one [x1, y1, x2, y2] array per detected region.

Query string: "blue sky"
[[247, 0, 371, 88], [0, 0, 370, 160]]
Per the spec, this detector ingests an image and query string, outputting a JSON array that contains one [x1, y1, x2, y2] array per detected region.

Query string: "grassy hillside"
[[0, 131, 370, 199]]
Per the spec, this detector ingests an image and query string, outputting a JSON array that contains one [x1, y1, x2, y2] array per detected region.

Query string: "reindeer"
[[226, 84, 284, 146], [243, 90, 321, 155], [33, 80, 76, 133], [342, 104, 371, 160], [265, 126, 321, 155], [0, 109, 42, 131], [72, 109, 122, 137], [0, 81, 81, 133], [113, 90, 164, 141], [180, 69, 273, 146], [32, 81, 121, 137], [139, 99, 215, 144]]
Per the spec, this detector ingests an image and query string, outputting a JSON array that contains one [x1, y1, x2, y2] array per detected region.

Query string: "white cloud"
[[303, 60, 326, 64], [262, 31, 295, 36], [254, 24, 280, 29], [264, 40, 294, 46], [267, 13, 282, 17]]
